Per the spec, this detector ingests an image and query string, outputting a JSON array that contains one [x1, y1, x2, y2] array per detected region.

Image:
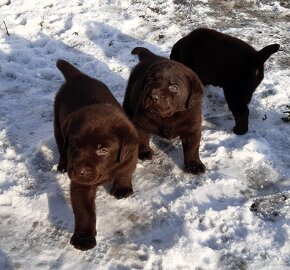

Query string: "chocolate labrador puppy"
[[123, 47, 205, 174], [54, 60, 138, 251], [170, 28, 280, 135]]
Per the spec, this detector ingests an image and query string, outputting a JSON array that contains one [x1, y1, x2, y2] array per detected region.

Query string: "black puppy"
[[54, 60, 138, 250], [123, 47, 205, 174], [170, 28, 280, 135]]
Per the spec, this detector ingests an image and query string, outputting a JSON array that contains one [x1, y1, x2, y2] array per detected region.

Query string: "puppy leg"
[[232, 107, 249, 135], [110, 154, 137, 199], [181, 133, 205, 174], [70, 183, 97, 251], [224, 90, 249, 135], [54, 119, 67, 172], [110, 177, 133, 199], [137, 127, 154, 160]]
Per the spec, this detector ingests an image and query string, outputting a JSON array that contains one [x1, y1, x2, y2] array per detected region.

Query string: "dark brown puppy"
[[170, 28, 280, 135], [123, 47, 205, 174], [54, 60, 138, 251]]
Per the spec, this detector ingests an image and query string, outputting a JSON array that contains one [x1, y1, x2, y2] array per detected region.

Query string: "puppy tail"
[[131, 47, 158, 62], [254, 43, 280, 67], [56, 59, 83, 81]]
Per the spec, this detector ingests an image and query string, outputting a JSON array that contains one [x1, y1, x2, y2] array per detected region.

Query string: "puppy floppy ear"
[[140, 77, 152, 110], [134, 69, 152, 113], [117, 124, 139, 163], [185, 73, 203, 109]]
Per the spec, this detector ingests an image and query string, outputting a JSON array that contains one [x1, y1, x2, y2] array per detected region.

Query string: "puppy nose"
[[78, 166, 92, 178], [150, 94, 159, 102]]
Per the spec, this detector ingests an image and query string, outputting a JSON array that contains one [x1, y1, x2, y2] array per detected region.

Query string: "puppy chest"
[[157, 124, 178, 139]]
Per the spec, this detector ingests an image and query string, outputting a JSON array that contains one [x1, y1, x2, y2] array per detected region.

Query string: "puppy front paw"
[[233, 125, 248, 135], [110, 186, 133, 199], [70, 232, 96, 251], [138, 145, 153, 160], [138, 146, 154, 160], [184, 161, 206, 174], [57, 158, 67, 173], [138, 151, 153, 160]]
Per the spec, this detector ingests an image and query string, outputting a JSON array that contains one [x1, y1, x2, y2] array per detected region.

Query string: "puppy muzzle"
[[68, 164, 103, 186], [144, 96, 174, 117]]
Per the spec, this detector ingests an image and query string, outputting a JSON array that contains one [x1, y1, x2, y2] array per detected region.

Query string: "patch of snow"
[[0, 0, 290, 269]]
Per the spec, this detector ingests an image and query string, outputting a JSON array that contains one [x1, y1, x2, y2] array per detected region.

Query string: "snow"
[[0, 0, 290, 269]]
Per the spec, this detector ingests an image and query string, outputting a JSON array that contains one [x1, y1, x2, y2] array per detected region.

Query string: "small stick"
[[3, 20, 10, 36]]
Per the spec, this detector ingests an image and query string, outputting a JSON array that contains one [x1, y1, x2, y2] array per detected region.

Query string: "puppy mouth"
[[144, 98, 174, 117], [69, 177, 104, 186], [68, 170, 104, 186], [70, 179, 100, 186], [159, 111, 174, 117], [148, 107, 174, 118]]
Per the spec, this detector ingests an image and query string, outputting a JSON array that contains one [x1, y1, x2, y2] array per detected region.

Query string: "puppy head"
[[61, 105, 137, 186], [141, 61, 202, 117]]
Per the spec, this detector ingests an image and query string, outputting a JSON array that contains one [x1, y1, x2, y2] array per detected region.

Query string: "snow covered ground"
[[0, 0, 290, 269]]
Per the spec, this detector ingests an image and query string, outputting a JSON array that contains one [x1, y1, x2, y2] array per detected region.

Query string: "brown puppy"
[[54, 60, 138, 251], [170, 28, 280, 135], [123, 47, 205, 174]]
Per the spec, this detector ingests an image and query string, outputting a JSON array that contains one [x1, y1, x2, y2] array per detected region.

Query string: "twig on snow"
[[3, 20, 10, 36], [281, 105, 290, 122]]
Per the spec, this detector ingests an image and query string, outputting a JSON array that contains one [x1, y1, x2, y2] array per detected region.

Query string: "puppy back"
[[56, 59, 83, 81]]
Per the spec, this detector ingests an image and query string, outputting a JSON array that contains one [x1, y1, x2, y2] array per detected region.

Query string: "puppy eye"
[[70, 141, 78, 150], [147, 79, 154, 86], [169, 85, 179, 93], [96, 148, 108, 156]]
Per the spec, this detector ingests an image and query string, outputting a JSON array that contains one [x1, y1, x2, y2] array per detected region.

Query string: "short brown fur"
[[123, 47, 205, 174], [54, 60, 138, 251], [170, 28, 280, 135]]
